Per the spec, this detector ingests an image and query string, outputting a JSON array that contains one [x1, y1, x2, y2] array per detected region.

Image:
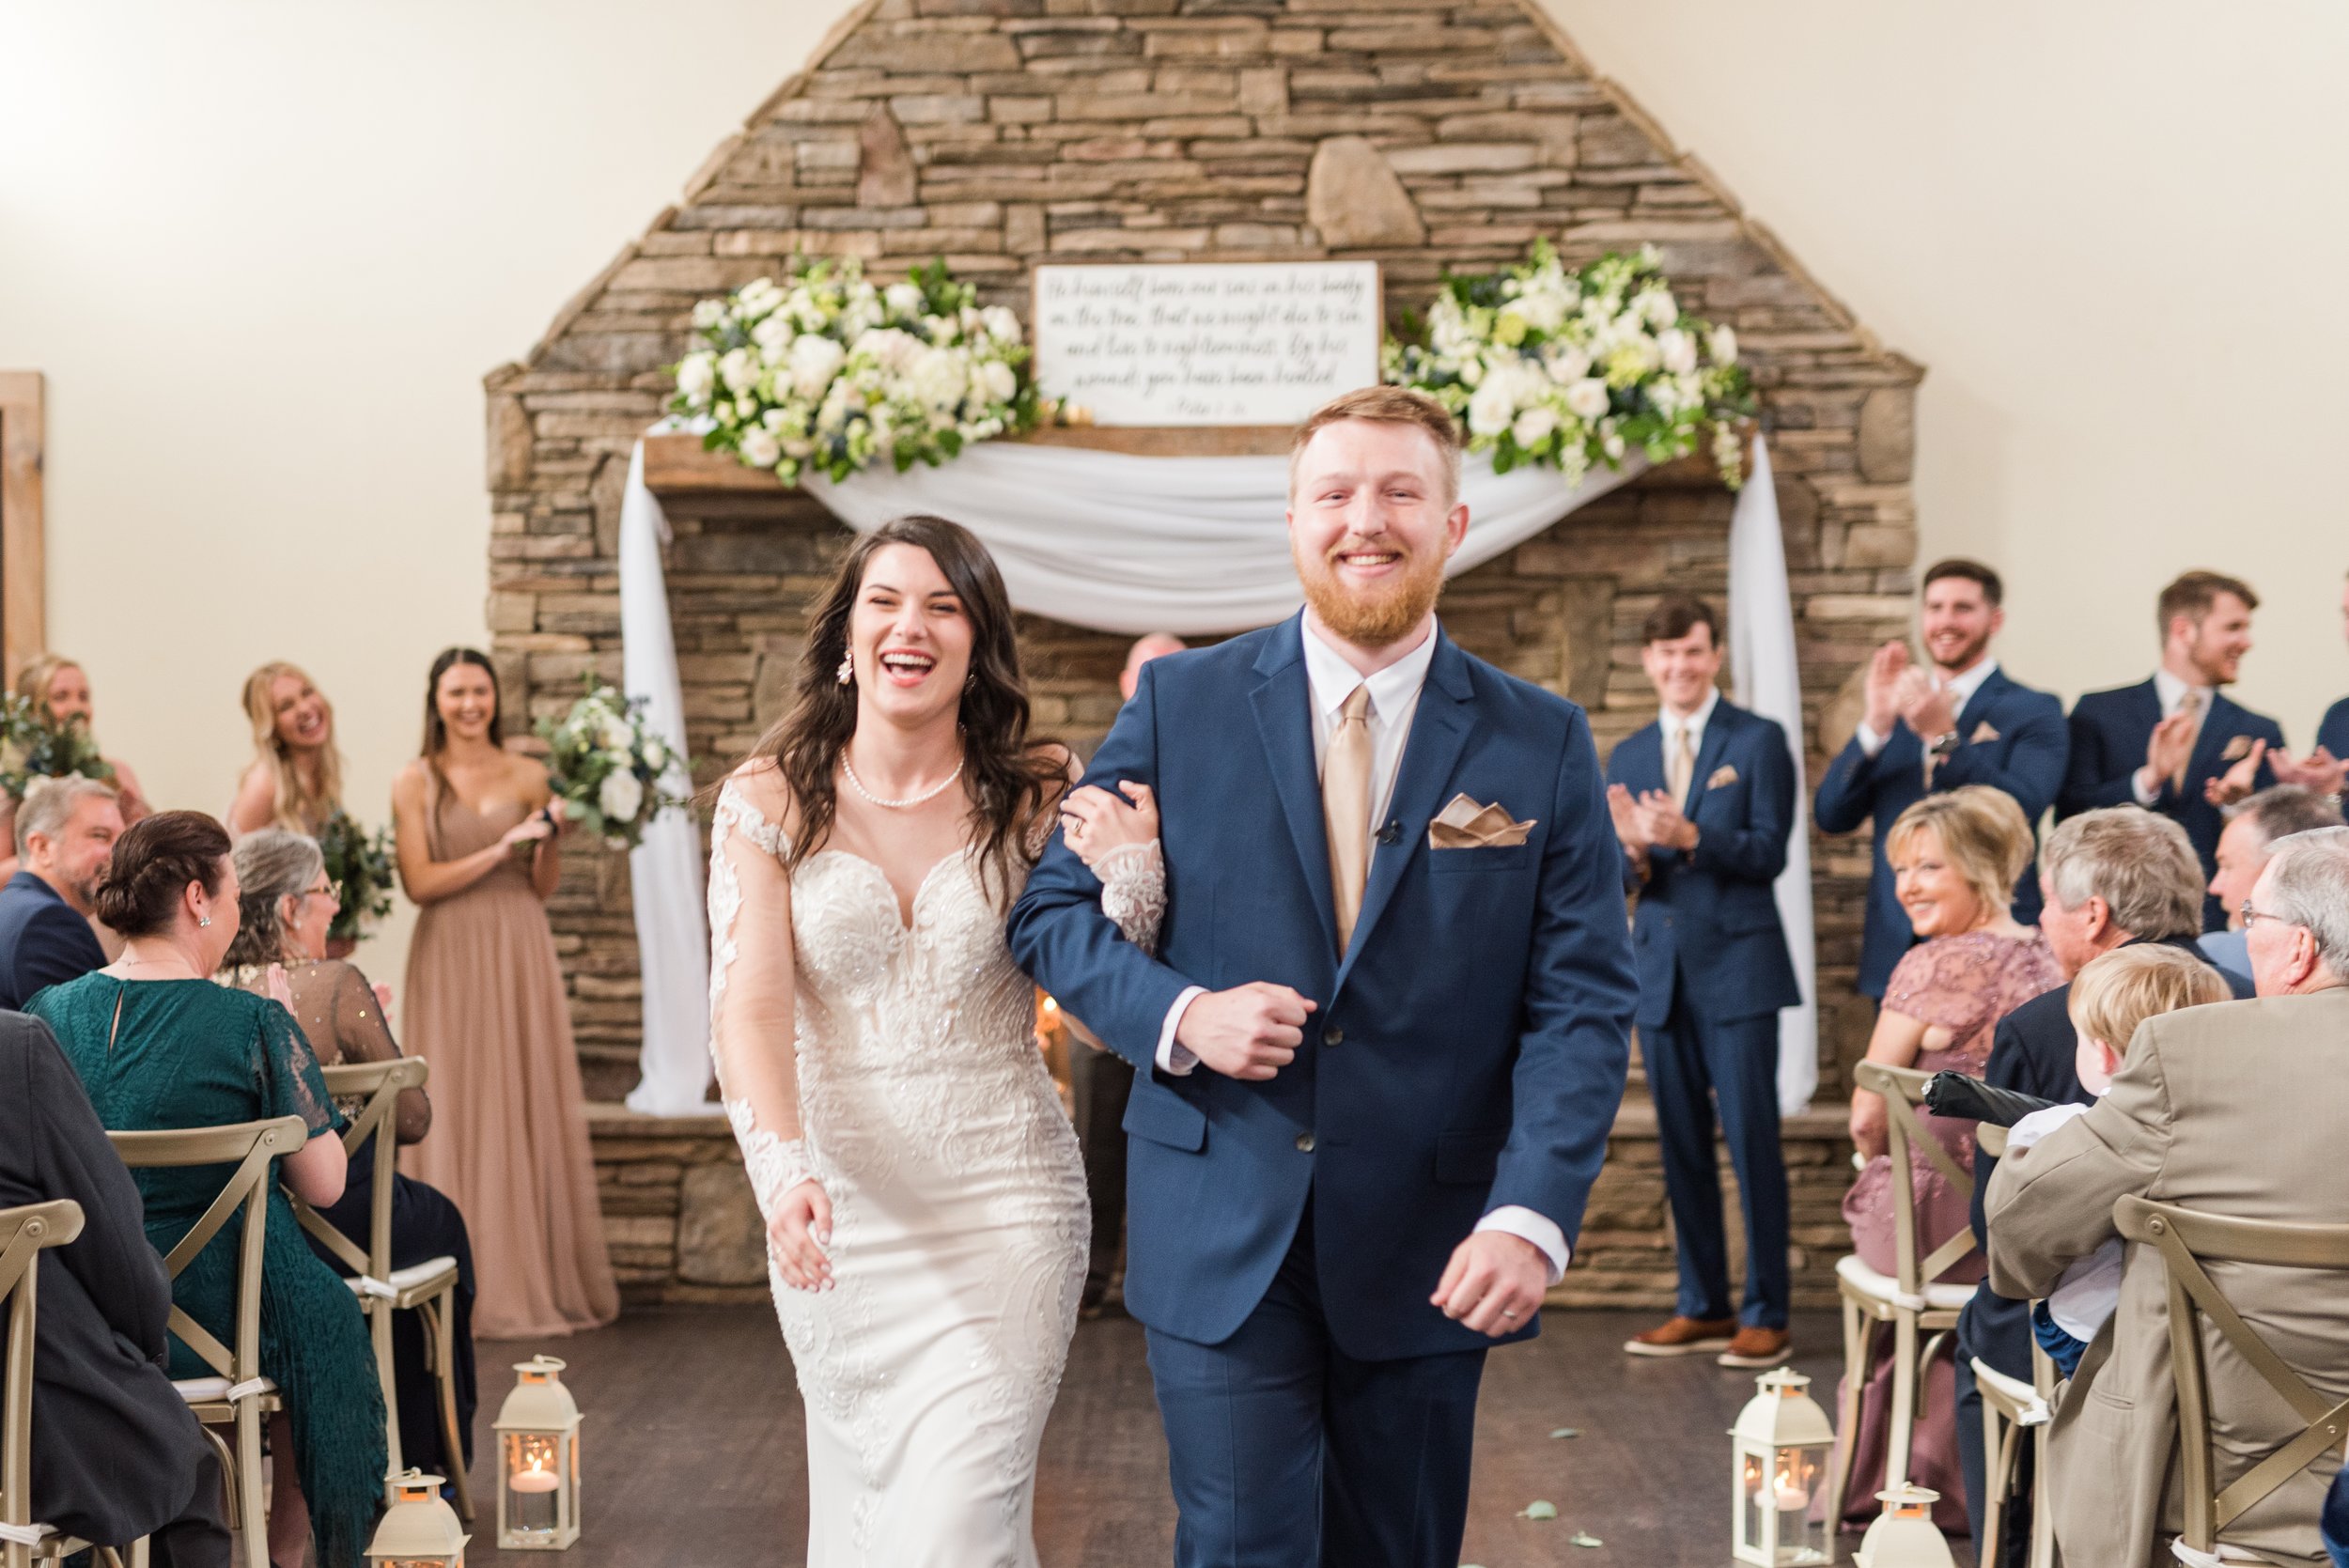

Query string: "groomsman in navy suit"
[[2057, 570, 2285, 929], [1606, 595, 1801, 1369], [1814, 559, 2068, 997], [2303, 569, 2349, 791]]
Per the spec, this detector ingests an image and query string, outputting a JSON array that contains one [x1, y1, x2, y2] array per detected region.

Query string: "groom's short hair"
[[1290, 386, 1463, 504]]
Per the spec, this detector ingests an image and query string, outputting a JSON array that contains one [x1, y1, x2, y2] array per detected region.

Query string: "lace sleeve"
[[1093, 840, 1165, 955], [322, 962, 430, 1144], [709, 775, 816, 1218], [252, 994, 343, 1140]]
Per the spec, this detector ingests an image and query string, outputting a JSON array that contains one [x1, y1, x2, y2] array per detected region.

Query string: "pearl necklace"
[[842, 753, 965, 810]]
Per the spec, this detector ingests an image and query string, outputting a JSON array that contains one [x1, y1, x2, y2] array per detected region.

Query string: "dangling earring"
[[836, 651, 854, 687]]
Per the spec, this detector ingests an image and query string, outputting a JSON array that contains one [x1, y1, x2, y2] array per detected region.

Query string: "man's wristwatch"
[[1927, 730, 1960, 758]]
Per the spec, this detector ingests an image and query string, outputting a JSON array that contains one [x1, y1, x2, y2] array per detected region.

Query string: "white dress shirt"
[[1658, 687, 1719, 794], [1155, 617, 1571, 1282], [2132, 666, 2212, 805], [1853, 655, 1999, 758]]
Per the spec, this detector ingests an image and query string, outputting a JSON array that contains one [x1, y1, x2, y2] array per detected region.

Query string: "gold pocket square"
[[1428, 792, 1536, 849], [1706, 765, 1738, 790], [1970, 722, 2001, 744], [2222, 734, 2253, 762]]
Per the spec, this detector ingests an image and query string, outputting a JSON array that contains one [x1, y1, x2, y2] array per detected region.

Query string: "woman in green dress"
[[30, 810, 385, 1568]]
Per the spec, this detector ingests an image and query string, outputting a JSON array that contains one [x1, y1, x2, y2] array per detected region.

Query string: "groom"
[[1009, 385, 1637, 1567]]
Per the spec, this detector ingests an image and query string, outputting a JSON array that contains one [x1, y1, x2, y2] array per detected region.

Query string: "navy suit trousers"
[[1644, 996, 1788, 1328], [1144, 1200, 1487, 1568]]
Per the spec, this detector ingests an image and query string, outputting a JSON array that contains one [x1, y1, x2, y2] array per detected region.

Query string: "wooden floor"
[[459, 1306, 1972, 1566]]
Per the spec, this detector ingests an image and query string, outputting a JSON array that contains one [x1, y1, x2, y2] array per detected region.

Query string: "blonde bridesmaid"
[[391, 647, 617, 1339], [228, 660, 344, 837]]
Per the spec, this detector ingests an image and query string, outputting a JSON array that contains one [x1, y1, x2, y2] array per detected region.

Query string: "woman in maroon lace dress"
[[1837, 784, 2061, 1532]]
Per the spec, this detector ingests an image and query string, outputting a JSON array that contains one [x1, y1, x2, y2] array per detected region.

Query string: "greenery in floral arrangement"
[[1384, 242, 1755, 488], [667, 256, 1055, 487], [0, 695, 117, 800], [535, 677, 688, 852], [315, 808, 395, 945]]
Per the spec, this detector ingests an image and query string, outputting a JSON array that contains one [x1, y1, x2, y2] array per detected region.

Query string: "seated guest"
[[1813, 558, 2067, 999], [2201, 786, 2345, 986], [1839, 785, 2061, 1530], [1606, 594, 1802, 1368], [218, 828, 477, 1477], [1989, 826, 2349, 1568], [0, 777, 123, 1009], [28, 811, 384, 1568], [2059, 570, 2285, 929], [1952, 804, 2244, 1553], [2002, 944, 2230, 1377], [2296, 568, 2348, 788], [0, 1010, 230, 1567]]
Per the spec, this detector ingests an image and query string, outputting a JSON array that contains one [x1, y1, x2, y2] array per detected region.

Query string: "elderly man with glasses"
[[1989, 827, 2349, 1566]]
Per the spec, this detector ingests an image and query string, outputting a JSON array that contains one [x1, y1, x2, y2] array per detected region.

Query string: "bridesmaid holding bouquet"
[[391, 647, 617, 1339]]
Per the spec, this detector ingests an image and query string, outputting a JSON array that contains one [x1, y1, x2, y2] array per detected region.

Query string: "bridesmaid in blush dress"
[[391, 648, 617, 1340]]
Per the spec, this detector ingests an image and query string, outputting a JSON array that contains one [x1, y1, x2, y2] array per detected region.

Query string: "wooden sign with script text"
[[1031, 261, 1383, 428]]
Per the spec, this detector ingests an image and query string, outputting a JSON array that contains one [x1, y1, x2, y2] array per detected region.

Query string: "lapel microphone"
[[1376, 819, 1401, 846]]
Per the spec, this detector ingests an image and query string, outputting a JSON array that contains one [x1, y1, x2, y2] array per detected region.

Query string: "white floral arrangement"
[[1384, 242, 1755, 488], [668, 257, 1050, 486], [534, 678, 688, 852]]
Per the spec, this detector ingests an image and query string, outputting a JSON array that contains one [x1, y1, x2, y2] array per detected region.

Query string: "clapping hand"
[[1606, 784, 1651, 859], [264, 963, 296, 1013], [2203, 738, 2266, 807], [2270, 746, 2349, 796], [498, 806, 557, 853], [1861, 641, 1912, 737], [2139, 712, 2200, 798], [1634, 788, 1699, 852], [1895, 668, 1957, 746]]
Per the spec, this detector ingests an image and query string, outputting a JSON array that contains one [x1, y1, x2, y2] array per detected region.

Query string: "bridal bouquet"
[[1385, 242, 1754, 488], [668, 256, 1049, 487], [535, 679, 687, 852], [0, 697, 116, 800], [315, 808, 395, 945]]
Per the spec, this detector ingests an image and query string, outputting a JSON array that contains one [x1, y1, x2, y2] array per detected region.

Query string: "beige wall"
[[6, 1, 2345, 994]]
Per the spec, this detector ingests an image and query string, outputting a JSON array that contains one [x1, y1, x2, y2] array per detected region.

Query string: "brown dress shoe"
[[1717, 1326, 1793, 1368], [1623, 1314, 1737, 1357]]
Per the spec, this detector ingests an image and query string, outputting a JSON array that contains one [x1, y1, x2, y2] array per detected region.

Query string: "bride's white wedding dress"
[[707, 774, 1161, 1567]]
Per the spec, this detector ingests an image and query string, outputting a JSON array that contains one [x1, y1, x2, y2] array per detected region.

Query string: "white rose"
[[853, 327, 919, 372], [1517, 288, 1568, 334], [1565, 378, 1610, 422], [977, 359, 1017, 403], [908, 347, 969, 411], [1466, 377, 1516, 438], [1511, 405, 1559, 448], [884, 282, 925, 318], [691, 299, 726, 332], [1708, 325, 1738, 365], [1543, 343, 1592, 383], [739, 427, 783, 469], [598, 769, 645, 826], [1639, 289, 1678, 329], [642, 737, 668, 771], [788, 334, 847, 400], [719, 348, 760, 396], [1603, 429, 1626, 460], [1657, 328, 1698, 375], [675, 352, 716, 407], [981, 305, 1021, 345], [598, 715, 634, 752]]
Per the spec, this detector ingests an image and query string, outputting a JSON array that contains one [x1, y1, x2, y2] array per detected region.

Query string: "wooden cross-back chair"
[[287, 1057, 471, 1520], [110, 1118, 307, 1568], [1823, 1062, 1982, 1531], [0, 1200, 137, 1568], [2113, 1193, 2349, 1559]]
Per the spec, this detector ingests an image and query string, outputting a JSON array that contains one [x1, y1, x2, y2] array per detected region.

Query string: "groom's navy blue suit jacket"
[[1007, 616, 1636, 1361]]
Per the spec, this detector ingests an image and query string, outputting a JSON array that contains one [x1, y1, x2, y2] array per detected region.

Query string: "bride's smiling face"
[[849, 543, 972, 727]]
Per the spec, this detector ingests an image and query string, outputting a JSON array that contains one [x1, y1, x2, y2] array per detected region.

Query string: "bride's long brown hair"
[[759, 516, 1063, 898]]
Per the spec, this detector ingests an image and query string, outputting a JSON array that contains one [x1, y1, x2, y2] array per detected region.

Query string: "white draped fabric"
[[1725, 439, 1819, 1114], [614, 431, 1811, 1117]]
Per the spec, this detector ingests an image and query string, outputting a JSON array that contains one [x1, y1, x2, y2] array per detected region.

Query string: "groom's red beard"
[[1296, 535, 1449, 648]]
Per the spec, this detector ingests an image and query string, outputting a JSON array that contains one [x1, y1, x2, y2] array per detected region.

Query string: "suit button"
[[1295, 1132, 1315, 1153], [1323, 1026, 1344, 1048]]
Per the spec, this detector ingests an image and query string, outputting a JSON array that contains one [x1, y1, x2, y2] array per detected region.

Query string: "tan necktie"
[[2172, 689, 2206, 793], [1325, 685, 1374, 954], [1667, 724, 1695, 806]]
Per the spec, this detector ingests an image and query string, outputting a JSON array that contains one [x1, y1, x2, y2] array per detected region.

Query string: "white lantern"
[[1729, 1367, 1835, 1565], [493, 1355, 583, 1549], [1853, 1484, 1956, 1568], [366, 1469, 470, 1567]]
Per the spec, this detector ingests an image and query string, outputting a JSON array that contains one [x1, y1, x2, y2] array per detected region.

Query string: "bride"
[[708, 514, 1163, 1566]]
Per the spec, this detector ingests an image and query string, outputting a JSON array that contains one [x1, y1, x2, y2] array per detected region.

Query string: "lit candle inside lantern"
[[1772, 1469, 1809, 1514], [510, 1462, 561, 1495]]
